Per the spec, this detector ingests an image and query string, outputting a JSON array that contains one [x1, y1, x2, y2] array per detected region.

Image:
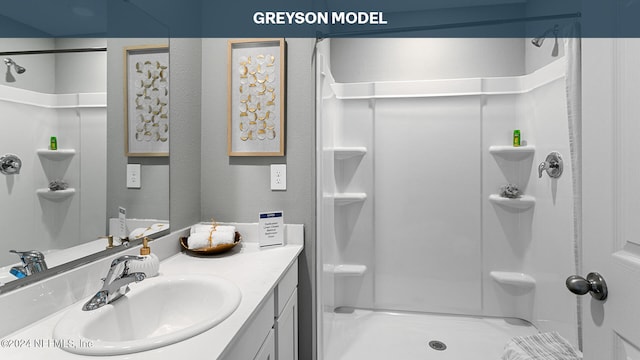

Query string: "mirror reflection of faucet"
[[9, 249, 48, 278], [100, 235, 130, 249]]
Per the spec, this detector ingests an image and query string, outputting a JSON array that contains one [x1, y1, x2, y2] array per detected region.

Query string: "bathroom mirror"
[[0, 0, 169, 292]]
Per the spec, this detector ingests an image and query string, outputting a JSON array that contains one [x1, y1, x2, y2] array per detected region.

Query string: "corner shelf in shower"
[[489, 194, 536, 210], [328, 193, 367, 206], [490, 271, 536, 289], [488, 145, 535, 160], [36, 149, 76, 161], [331, 147, 367, 160], [36, 188, 76, 200]]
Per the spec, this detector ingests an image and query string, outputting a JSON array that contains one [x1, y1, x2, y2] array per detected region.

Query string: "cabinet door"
[[254, 328, 275, 360], [275, 288, 298, 360]]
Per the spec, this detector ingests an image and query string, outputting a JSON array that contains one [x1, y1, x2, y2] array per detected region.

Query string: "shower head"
[[531, 24, 559, 48], [531, 37, 545, 47], [4, 58, 25, 74]]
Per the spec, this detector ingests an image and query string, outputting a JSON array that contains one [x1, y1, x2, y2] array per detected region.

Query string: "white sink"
[[53, 274, 242, 355]]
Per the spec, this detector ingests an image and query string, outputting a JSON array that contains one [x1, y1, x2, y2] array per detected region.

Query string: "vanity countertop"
[[0, 232, 302, 359]]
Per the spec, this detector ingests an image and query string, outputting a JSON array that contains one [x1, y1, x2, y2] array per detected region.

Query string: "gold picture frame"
[[124, 45, 170, 157], [228, 38, 285, 156]]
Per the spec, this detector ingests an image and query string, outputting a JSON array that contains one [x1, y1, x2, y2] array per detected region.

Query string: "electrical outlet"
[[127, 164, 141, 188], [271, 164, 286, 190]]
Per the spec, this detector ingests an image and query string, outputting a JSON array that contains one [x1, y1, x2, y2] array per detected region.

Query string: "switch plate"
[[271, 164, 286, 190], [127, 164, 141, 188]]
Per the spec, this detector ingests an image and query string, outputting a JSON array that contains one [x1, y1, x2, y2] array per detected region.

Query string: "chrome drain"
[[428, 340, 447, 351]]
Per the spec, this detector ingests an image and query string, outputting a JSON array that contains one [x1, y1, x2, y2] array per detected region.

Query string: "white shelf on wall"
[[36, 188, 76, 200], [328, 193, 367, 206], [489, 145, 535, 160], [332, 147, 367, 160], [489, 194, 536, 210], [490, 271, 536, 289], [324, 264, 368, 276], [36, 149, 76, 161]]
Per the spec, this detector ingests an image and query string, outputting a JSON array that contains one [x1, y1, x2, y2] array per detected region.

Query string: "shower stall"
[[316, 28, 581, 359]]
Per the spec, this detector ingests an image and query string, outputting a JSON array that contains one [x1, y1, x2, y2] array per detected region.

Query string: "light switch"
[[127, 164, 141, 188]]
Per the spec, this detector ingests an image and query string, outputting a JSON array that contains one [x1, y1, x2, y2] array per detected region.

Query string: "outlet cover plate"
[[271, 164, 286, 190], [127, 164, 141, 188]]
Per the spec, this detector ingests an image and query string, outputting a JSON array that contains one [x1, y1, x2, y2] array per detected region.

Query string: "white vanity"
[[0, 223, 303, 360]]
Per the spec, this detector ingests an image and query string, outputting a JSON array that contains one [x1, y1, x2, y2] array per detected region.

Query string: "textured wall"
[[200, 38, 317, 360]]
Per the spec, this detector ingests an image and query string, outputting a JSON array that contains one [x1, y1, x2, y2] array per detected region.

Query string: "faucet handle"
[[109, 255, 145, 268], [103, 255, 145, 284], [9, 250, 48, 275], [10, 249, 46, 261]]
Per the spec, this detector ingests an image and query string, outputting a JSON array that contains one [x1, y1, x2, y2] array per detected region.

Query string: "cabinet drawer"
[[275, 260, 298, 317]]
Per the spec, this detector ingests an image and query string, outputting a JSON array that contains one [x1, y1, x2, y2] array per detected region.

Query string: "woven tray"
[[180, 232, 241, 255]]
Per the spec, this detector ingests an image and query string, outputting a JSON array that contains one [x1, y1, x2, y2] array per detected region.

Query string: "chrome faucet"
[[9, 250, 48, 278], [82, 255, 146, 311]]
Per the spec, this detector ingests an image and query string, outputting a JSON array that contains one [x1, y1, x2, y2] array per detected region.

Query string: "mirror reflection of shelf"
[[490, 271, 536, 289], [488, 145, 535, 160], [327, 193, 367, 206], [489, 194, 535, 210], [324, 264, 367, 276], [36, 149, 76, 161], [36, 188, 76, 200], [332, 147, 367, 160]]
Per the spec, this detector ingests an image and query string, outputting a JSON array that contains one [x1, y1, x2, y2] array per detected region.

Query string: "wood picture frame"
[[124, 45, 169, 157], [228, 38, 285, 156]]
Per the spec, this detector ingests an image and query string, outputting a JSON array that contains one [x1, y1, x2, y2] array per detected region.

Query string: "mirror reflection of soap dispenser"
[[130, 237, 159, 277]]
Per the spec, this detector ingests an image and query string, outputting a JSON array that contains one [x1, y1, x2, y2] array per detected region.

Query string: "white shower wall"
[[0, 88, 107, 267], [318, 38, 579, 356], [0, 39, 107, 269]]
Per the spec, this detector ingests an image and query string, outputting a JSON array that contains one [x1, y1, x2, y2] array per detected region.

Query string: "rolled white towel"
[[187, 232, 212, 250], [214, 225, 236, 234], [129, 223, 169, 239], [211, 230, 235, 246], [149, 223, 168, 232], [190, 224, 214, 235], [129, 227, 147, 239]]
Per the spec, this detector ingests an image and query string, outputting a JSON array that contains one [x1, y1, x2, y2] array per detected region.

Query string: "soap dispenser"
[[130, 237, 159, 277]]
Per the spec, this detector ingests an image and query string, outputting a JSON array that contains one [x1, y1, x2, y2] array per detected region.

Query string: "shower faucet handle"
[[538, 151, 563, 179], [0, 154, 22, 175]]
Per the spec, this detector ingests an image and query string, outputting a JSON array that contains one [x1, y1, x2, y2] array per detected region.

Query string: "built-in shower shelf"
[[489, 194, 536, 210], [325, 264, 368, 276], [490, 271, 536, 288], [36, 188, 76, 200], [332, 147, 367, 160], [489, 145, 535, 160], [329, 193, 367, 205], [37, 149, 76, 160]]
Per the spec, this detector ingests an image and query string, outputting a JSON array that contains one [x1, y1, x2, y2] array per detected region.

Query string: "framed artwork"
[[228, 38, 285, 156], [124, 45, 169, 157]]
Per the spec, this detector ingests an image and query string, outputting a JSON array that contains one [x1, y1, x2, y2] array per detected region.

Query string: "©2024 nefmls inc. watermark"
[[1, 338, 94, 350]]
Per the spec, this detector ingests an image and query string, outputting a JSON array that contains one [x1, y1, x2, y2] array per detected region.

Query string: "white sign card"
[[118, 207, 127, 239], [259, 211, 284, 247]]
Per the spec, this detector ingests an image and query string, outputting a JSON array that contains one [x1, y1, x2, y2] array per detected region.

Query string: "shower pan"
[[316, 33, 581, 359]]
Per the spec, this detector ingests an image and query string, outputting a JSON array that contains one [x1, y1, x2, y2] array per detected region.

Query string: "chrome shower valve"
[[0, 153, 22, 175]]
